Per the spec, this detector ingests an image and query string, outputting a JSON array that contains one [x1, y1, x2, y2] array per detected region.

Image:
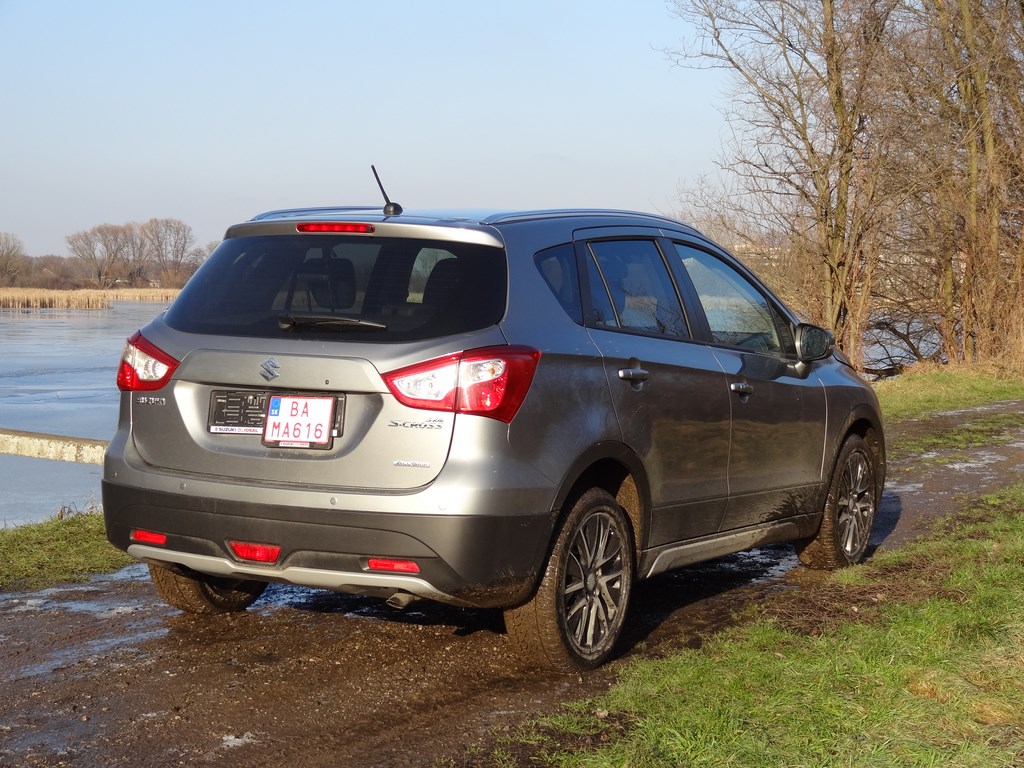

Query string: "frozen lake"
[[0, 302, 167, 526]]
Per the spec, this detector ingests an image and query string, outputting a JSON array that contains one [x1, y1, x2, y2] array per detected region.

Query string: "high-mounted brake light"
[[382, 346, 541, 424], [117, 331, 179, 392], [296, 222, 376, 234], [228, 541, 282, 564]]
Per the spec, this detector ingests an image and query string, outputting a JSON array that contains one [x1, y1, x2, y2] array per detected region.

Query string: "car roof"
[[225, 206, 707, 251], [246, 206, 686, 229]]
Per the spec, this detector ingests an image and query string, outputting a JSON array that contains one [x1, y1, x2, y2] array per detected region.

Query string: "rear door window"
[[584, 239, 689, 338], [165, 235, 507, 342]]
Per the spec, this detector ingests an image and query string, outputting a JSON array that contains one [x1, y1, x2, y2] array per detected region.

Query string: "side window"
[[586, 240, 688, 338], [535, 244, 583, 324], [675, 243, 787, 354]]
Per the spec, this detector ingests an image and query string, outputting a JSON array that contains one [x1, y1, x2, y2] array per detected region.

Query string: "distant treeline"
[[1, 253, 116, 291], [0, 219, 218, 291]]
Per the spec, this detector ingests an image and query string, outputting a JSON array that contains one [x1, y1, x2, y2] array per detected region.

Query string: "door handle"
[[730, 381, 754, 395], [618, 367, 650, 382]]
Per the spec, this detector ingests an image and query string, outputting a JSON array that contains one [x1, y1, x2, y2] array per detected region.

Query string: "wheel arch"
[[549, 441, 650, 564], [835, 404, 886, 505]]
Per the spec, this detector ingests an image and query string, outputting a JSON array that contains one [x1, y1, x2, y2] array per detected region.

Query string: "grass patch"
[[874, 363, 1024, 422], [893, 412, 1024, 457], [0, 287, 179, 310], [492, 485, 1024, 768], [0, 507, 133, 591]]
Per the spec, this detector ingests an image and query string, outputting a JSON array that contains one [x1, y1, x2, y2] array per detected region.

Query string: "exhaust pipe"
[[385, 592, 417, 610]]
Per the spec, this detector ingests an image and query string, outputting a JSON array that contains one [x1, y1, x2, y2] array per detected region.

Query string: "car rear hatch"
[[124, 221, 508, 492]]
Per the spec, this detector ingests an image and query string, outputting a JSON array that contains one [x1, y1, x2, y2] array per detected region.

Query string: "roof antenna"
[[371, 165, 403, 216]]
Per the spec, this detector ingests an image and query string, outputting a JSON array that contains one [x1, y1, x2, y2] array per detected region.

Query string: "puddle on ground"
[[715, 547, 798, 580], [886, 481, 924, 494], [0, 563, 166, 683], [945, 451, 1006, 471], [0, 570, 153, 619], [12, 628, 166, 680], [934, 402, 1024, 418]]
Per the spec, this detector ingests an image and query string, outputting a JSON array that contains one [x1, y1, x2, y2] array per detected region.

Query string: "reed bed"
[[0, 288, 180, 310]]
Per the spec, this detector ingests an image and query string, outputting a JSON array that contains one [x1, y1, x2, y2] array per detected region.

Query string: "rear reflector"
[[296, 222, 375, 233], [130, 529, 167, 545], [228, 541, 282, 564], [367, 558, 421, 574]]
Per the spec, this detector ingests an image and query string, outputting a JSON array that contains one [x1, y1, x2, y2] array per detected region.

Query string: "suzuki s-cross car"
[[103, 205, 885, 670]]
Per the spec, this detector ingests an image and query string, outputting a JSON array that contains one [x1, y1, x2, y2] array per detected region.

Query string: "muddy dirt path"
[[3, 401, 1024, 768]]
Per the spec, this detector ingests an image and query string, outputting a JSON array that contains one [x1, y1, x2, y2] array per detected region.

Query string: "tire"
[[504, 488, 634, 672], [797, 434, 878, 569], [148, 563, 267, 614]]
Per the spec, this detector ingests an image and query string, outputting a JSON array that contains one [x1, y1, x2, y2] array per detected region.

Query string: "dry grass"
[[0, 288, 179, 310]]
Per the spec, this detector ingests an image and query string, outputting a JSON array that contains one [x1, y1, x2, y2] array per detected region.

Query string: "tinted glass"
[[535, 243, 583, 324], [675, 244, 785, 354], [587, 240, 688, 337], [585, 252, 618, 327], [165, 235, 506, 342]]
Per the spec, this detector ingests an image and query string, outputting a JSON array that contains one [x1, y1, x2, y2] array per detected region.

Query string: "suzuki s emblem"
[[260, 358, 281, 382]]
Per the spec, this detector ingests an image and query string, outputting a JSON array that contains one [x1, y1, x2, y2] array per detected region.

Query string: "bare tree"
[[119, 222, 153, 288], [670, 0, 1024, 372], [191, 239, 221, 272], [66, 224, 130, 289], [874, 1, 1024, 366], [0, 232, 28, 286], [933, 0, 1024, 362], [669, 0, 900, 366], [142, 218, 197, 288]]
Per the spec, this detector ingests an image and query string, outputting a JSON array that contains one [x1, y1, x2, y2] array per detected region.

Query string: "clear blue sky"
[[0, 0, 726, 257]]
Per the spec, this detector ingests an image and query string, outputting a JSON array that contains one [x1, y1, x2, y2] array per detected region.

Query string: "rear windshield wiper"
[[278, 314, 388, 332]]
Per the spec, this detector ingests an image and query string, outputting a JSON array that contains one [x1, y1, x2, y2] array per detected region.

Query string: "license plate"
[[262, 395, 336, 449]]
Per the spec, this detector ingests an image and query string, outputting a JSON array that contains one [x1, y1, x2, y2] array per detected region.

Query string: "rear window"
[[165, 235, 507, 342]]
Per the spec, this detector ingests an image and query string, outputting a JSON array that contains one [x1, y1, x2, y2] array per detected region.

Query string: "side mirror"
[[795, 323, 834, 362]]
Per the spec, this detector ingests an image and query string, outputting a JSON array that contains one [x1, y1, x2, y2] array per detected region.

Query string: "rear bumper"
[[102, 480, 552, 609]]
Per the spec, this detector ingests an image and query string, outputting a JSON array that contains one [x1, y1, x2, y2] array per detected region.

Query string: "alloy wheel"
[[836, 450, 875, 559], [561, 510, 626, 655]]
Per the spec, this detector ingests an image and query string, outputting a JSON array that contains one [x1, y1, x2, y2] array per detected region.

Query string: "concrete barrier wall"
[[0, 429, 107, 465]]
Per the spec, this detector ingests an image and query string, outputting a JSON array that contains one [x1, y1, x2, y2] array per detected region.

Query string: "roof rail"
[[479, 209, 682, 226]]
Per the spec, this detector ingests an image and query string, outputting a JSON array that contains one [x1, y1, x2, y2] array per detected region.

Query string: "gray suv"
[[103, 205, 885, 670]]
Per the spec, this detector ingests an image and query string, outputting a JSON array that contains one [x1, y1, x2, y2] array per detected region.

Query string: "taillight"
[[382, 346, 541, 424], [117, 331, 179, 392]]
